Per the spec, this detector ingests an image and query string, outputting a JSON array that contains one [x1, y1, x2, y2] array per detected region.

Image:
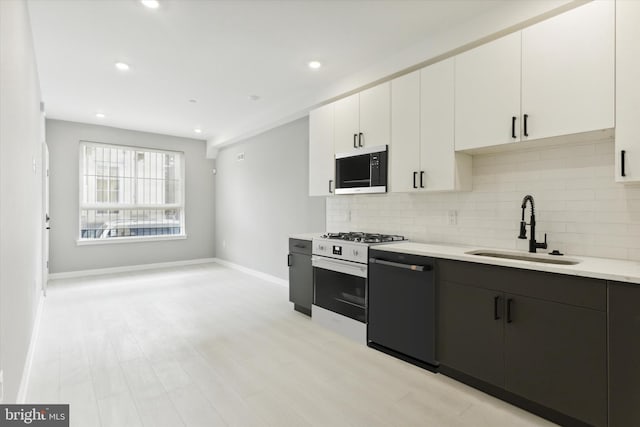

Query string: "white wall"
[[46, 119, 215, 273], [0, 0, 44, 402], [215, 117, 325, 279], [328, 135, 640, 261]]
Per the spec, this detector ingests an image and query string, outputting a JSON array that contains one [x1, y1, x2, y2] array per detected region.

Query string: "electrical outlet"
[[447, 210, 458, 225]]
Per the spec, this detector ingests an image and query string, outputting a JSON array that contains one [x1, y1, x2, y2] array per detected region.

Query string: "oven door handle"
[[312, 256, 367, 278]]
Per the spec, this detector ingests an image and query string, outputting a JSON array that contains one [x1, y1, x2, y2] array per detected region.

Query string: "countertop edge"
[[289, 232, 324, 241], [371, 242, 640, 285]]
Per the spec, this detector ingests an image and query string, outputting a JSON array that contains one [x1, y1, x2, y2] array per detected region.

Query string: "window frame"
[[77, 140, 187, 245]]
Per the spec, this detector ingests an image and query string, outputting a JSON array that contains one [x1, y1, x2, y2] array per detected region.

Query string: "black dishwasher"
[[368, 249, 437, 370]]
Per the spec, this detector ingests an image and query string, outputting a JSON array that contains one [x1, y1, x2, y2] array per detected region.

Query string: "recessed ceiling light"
[[141, 0, 160, 9], [308, 61, 322, 69], [96, 112, 105, 118], [115, 62, 130, 71], [248, 95, 261, 101], [194, 128, 202, 134]]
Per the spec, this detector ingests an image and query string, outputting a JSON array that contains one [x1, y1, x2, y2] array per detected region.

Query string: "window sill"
[[76, 234, 187, 246]]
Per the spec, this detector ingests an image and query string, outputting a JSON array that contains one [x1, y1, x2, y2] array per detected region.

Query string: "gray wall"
[[46, 119, 216, 273], [0, 0, 45, 402], [215, 117, 325, 279]]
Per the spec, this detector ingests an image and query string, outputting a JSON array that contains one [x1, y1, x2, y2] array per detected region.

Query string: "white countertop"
[[289, 232, 324, 241], [373, 241, 640, 285]]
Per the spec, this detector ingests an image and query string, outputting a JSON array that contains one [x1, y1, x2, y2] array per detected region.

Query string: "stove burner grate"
[[321, 232, 405, 243]]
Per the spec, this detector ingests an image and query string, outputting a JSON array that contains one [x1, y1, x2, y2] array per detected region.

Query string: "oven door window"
[[314, 267, 366, 322]]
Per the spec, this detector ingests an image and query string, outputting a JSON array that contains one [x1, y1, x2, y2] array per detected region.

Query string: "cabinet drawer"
[[289, 238, 312, 255], [437, 259, 605, 311]]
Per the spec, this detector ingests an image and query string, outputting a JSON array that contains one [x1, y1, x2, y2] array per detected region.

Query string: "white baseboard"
[[212, 258, 288, 287], [48, 258, 217, 280], [16, 292, 44, 403]]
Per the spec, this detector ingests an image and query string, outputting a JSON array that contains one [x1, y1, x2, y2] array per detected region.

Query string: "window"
[[79, 141, 185, 242]]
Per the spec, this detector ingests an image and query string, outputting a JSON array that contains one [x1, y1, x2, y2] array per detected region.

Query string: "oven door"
[[312, 256, 367, 323]]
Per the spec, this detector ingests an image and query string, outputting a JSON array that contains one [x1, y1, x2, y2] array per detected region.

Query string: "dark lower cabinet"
[[438, 280, 504, 387], [288, 239, 312, 316], [609, 281, 640, 427], [504, 294, 606, 427], [437, 259, 607, 427]]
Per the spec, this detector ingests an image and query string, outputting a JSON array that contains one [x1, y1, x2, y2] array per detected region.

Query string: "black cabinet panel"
[[436, 258, 607, 427], [288, 238, 313, 316], [438, 259, 605, 311], [504, 294, 606, 427], [438, 280, 504, 388], [609, 281, 640, 427]]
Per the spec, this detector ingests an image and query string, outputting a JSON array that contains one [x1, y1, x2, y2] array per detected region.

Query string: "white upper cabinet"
[[615, 0, 640, 182], [421, 58, 471, 192], [455, 32, 522, 151], [455, 1, 614, 152], [521, 0, 614, 141], [333, 93, 360, 154], [390, 71, 421, 192], [391, 59, 471, 193], [333, 82, 390, 154], [359, 83, 391, 149], [309, 103, 335, 196]]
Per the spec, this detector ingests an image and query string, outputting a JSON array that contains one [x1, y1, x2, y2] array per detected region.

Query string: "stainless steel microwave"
[[335, 145, 388, 195]]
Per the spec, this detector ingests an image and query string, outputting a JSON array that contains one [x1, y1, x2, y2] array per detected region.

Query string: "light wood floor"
[[27, 263, 556, 427]]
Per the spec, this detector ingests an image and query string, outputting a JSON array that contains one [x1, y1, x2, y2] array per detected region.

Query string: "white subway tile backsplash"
[[326, 137, 640, 262]]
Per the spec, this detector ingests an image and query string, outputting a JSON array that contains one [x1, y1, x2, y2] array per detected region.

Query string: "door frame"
[[42, 140, 49, 296]]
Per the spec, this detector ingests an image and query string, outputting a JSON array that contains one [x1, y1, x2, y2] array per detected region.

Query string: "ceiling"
[[27, 0, 506, 146]]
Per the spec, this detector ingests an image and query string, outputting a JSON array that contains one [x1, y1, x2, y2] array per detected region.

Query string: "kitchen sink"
[[465, 249, 581, 265]]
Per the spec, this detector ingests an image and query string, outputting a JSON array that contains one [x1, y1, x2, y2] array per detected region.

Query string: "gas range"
[[313, 232, 406, 264], [311, 231, 406, 343]]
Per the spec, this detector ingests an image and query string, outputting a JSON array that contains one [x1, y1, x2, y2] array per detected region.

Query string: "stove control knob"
[[353, 249, 359, 256]]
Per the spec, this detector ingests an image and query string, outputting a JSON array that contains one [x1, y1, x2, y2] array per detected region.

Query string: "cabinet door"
[[288, 253, 313, 314], [455, 32, 521, 151], [333, 94, 360, 154], [359, 82, 390, 149], [504, 294, 606, 427], [390, 71, 420, 192], [521, 1, 614, 141], [437, 280, 504, 388], [309, 104, 335, 196], [421, 58, 471, 191], [615, 0, 640, 182], [609, 281, 640, 427]]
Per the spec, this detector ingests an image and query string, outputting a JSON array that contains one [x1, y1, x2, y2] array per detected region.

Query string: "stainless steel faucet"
[[518, 195, 547, 253]]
